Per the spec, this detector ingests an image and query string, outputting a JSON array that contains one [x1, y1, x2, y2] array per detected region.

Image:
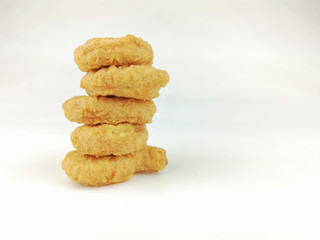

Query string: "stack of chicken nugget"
[[61, 35, 169, 186]]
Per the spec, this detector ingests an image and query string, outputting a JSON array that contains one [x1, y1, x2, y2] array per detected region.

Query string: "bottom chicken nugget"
[[61, 146, 168, 186]]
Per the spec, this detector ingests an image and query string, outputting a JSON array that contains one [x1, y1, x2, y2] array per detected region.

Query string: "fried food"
[[71, 124, 148, 157], [62, 96, 156, 125], [61, 146, 168, 186], [74, 34, 153, 72], [81, 65, 169, 100]]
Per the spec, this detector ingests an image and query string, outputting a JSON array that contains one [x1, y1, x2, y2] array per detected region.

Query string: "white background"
[[0, 0, 320, 239]]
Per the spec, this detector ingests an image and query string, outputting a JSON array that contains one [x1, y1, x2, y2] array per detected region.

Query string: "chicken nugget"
[[61, 146, 168, 186], [71, 124, 148, 157], [81, 65, 169, 100], [74, 34, 153, 72], [62, 96, 156, 125]]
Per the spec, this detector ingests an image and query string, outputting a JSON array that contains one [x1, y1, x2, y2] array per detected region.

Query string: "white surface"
[[0, 0, 320, 239]]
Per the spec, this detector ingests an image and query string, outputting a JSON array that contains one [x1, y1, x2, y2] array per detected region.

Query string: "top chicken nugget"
[[74, 34, 153, 72]]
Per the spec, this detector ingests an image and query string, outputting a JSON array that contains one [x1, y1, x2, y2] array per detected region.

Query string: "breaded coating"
[[61, 146, 168, 186], [62, 96, 156, 125], [74, 34, 153, 72], [81, 65, 169, 100], [71, 124, 148, 157]]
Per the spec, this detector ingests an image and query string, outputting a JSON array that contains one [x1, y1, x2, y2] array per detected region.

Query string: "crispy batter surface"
[[74, 34, 153, 72], [61, 146, 168, 186], [62, 96, 156, 125], [81, 65, 169, 100], [71, 124, 148, 157]]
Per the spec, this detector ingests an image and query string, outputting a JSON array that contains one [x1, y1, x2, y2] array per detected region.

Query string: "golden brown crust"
[[71, 124, 148, 157], [61, 146, 168, 186], [74, 34, 153, 72], [81, 65, 169, 100], [62, 96, 156, 125]]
